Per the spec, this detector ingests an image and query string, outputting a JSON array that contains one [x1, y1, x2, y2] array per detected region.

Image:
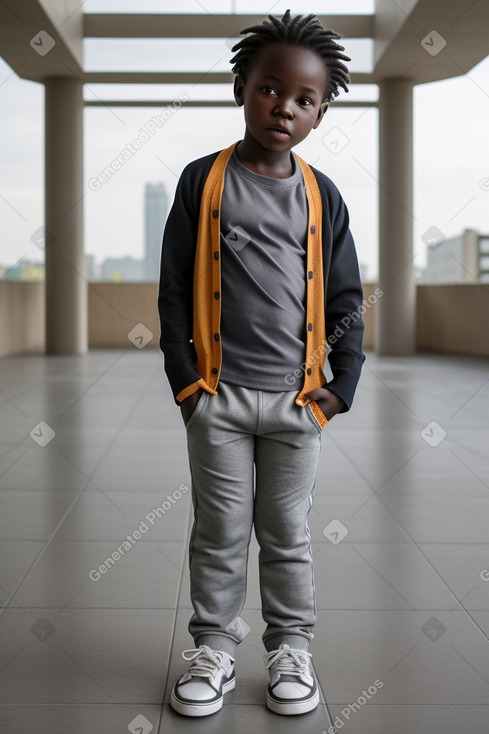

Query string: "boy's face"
[[234, 42, 328, 154]]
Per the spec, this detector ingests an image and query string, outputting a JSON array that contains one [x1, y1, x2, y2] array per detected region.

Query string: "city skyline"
[[1, 177, 170, 282]]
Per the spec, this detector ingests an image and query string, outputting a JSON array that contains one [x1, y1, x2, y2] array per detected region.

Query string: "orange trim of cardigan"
[[309, 399, 328, 430], [192, 143, 328, 428], [193, 144, 236, 393], [176, 378, 208, 405], [294, 154, 328, 429]]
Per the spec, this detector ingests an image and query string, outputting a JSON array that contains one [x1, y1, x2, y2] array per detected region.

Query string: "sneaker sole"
[[266, 688, 319, 716], [170, 677, 235, 717]]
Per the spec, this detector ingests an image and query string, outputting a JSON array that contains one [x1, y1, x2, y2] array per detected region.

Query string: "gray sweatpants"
[[185, 381, 323, 656]]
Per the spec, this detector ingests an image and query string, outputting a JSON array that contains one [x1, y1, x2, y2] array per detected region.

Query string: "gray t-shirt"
[[219, 149, 308, 391]]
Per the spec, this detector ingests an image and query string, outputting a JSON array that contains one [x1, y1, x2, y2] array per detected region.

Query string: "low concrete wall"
[[0, 282, 44, 357], [88, 282, 159, 348], [1, 281, 488, 358], [417, 284, 489, 356], [361, 282, 377, 351]]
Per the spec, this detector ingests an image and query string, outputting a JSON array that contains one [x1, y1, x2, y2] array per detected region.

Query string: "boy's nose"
[[273, 101, 294, 119]]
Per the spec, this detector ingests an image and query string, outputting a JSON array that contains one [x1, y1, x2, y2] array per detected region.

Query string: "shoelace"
[[264, 647, 312, 677], [181, 646, 227, 679]]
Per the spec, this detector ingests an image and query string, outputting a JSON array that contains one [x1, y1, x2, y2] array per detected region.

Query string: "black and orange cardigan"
[[158, 142, 365, 428]]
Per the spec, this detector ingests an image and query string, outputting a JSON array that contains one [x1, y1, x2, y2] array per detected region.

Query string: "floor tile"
[[0, 491, 86, 541], [0, 704, 162, 734], [312, 541, 457, 610], [54, 490, 192, 542], [326, 704, 489, 734], [0, 608, 174, 703], [0, 445, 89, 493], [308, 493, 411, 543], [381, 495, 489, 543], [160, 702, 333, 733], [1, 540, 186, 609], [418, 544, 489, 611], [312, 609, 489, 705]]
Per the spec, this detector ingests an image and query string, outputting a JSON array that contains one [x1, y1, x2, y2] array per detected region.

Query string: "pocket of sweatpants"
[[306, 400, 328, 431], [184, 390, 210, 431]]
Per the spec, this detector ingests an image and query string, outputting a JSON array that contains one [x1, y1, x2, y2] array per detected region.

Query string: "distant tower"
[[144, 182, 168, 281]]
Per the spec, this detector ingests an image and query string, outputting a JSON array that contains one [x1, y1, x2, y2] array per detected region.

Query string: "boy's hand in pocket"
[[180, 389, 203, 426], [305, 388, 344, 421]]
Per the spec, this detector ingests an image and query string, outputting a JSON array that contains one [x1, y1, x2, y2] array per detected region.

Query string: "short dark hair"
[[230, 9, 351, 103]]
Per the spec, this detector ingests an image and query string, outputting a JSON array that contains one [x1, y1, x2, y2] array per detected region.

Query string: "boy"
[[158, 9, 365, 718]]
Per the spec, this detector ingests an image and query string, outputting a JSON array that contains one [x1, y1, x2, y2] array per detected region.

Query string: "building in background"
[[0, 259, 44, 280], [0, 254, 97, 281], [100, 256, 144, 281], [423, 229, 489, 284], [85, 254, 96, 281], [144, 182, 168, 281]]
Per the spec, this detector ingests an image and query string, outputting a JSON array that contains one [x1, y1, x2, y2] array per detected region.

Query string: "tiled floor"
[[1, 348, 489, 733]]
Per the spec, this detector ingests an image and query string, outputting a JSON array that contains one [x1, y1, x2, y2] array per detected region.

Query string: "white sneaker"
[[170, 645, 235, 717], [264, 643, 319, 715]]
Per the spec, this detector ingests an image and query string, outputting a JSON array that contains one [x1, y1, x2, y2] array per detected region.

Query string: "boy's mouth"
[[267, 126, 291, 138]]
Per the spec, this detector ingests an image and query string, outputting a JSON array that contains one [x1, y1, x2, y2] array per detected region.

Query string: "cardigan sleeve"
[[158, 161, 205, 403], [322, 184, 366, 412]]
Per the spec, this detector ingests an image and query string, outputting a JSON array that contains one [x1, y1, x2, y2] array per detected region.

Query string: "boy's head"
[[230, 10, 351, 105]]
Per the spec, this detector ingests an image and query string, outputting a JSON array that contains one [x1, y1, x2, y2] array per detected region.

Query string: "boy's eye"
[[261, 86, 277, 95], [298, 98, 312, 106]]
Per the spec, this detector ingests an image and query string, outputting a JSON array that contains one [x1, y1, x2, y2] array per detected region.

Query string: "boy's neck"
[[235, 138, 294, 179]]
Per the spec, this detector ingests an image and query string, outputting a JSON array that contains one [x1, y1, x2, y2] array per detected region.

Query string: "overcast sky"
[[1, 2, 488, 281]]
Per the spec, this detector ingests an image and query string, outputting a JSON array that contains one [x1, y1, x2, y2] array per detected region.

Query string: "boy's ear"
[[313, 102, 328, 129], [234, 76, 245, 106]]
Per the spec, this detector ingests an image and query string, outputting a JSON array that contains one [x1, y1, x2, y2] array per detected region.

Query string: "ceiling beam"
[[84, 99, 375, 108], [0, 0, 83, 83], [372, 0, 489, 84], [84, 71, 372, 85], [83, 13, 374, 39]]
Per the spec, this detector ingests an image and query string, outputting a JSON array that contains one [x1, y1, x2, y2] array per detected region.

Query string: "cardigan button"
[[307, 368, 312, 375], [308, 270, 313, 279], [214, 251, 219, 260], [214, 333, 220, 341], [214, 291, 220, 300], [310, 225, 316, 234], [212, 368, 218, 375], [308, 323, 313, 332], [213, 210, 219, 218]]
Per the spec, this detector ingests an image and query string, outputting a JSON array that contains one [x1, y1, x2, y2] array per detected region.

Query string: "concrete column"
[[375, 79, 416, 355], [45, 77, 87, 354]]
